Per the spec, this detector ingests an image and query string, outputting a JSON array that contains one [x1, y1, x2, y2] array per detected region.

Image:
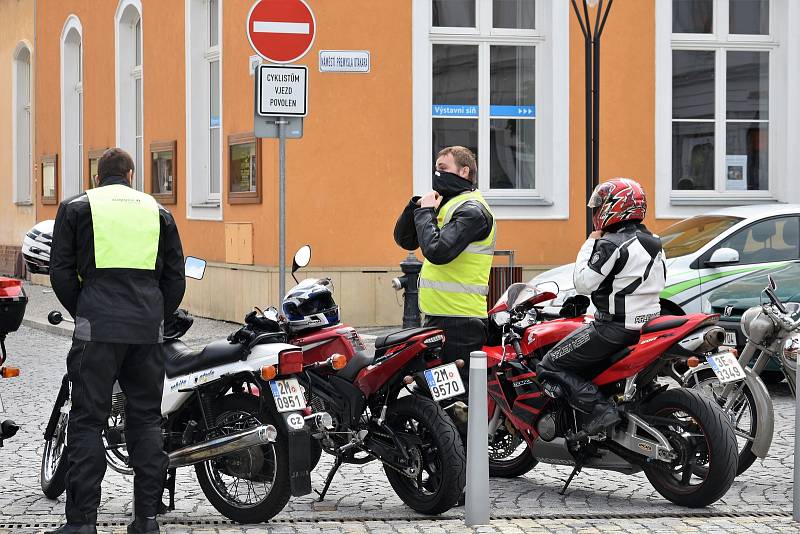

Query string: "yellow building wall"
[[0, 0, 36, 258]]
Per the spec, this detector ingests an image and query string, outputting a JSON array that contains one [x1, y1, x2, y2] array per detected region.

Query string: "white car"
[[530, 204, 800, 317]]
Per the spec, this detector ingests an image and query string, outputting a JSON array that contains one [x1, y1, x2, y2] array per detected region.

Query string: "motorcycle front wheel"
[[194, 394, 291, 523], [641, 388, 737, 507], [383, 395, 466, 515], [40, 388, 69, 499], [685, 368, 760, 475], [488, 421, 537, 478]]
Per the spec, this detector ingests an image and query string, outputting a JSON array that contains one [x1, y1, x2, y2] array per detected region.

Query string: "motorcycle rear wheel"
[[194, 394, 291, 523], [383, 395, 466, 514], [642, 389, 737, 507]]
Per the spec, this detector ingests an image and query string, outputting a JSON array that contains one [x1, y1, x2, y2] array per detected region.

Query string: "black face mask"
[[432, 170, 472, 198]]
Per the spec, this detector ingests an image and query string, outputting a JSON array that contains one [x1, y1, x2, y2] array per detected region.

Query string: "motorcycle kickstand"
[[315, 455, 343, 502], [559, 463, 582, 496], [159, 468, 177, 514]]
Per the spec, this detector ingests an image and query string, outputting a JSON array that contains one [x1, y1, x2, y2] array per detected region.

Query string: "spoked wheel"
[[383, 396, 466, 515], [642, 389, 737, 507], [686, 369, 759, 475], [40, 409, 69, 499], [488, 420, 537, 478], [195, 394, 290, 523]]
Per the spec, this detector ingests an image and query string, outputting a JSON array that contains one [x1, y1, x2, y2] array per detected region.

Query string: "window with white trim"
[[413, 0, 569, 219], [13, 43, 32, 204], [115, 0, 144, 191], [186, 0, 222, 218], [60, 16, 83, 199], [655, 0, 799, 214]]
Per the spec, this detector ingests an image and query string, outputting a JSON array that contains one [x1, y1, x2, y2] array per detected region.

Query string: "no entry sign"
[[247, 0, 316, 64]]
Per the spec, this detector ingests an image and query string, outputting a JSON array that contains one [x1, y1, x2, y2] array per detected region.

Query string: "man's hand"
[[419, 191, 442, 210], [589, 230, 604, 239]]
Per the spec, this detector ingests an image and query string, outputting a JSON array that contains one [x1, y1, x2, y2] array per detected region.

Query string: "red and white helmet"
[[588, 178, 647, 231]]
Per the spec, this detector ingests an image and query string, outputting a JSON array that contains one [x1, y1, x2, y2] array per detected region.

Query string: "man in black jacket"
[[47, 148, 185, 534], [394, 146, 495, 385]]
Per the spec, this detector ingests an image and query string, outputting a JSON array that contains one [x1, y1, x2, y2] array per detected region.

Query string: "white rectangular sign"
[[256, 65, 307, 117], [319, 50, 370, 73]]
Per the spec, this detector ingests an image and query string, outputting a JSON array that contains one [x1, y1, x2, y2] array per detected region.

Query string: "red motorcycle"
[[0, 277, 25, 447], [275, 248, 466, 514], [481, 282, 738, 507]]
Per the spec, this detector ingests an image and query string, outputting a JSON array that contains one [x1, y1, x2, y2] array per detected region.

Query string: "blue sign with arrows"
[[490, 105, 535, 117]]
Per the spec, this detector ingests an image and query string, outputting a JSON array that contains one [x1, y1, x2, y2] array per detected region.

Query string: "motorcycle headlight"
[[551, 288, 577, 307], [781, 333, 800, 373]]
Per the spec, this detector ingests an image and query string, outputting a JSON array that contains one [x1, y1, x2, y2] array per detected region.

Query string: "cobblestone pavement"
[[0, 319, 796, 534]]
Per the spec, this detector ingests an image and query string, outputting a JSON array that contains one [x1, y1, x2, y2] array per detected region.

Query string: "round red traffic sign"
[[247, 0, 316, 64]]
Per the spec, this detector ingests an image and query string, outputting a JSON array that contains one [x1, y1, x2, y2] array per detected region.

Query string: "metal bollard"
[[794, 361, 800, 521], [391, 252, 423, 328], [465, 350, 490, 527]]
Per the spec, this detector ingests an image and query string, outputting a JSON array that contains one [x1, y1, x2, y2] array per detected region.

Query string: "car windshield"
[[660, 215, 742, 258]]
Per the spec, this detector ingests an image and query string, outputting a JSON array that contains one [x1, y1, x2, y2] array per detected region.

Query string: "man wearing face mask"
[[394, 146, 496, 385]]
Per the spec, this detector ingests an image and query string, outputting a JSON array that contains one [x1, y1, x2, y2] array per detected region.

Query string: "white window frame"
[[12, 41, 33, 205], [185, 0, 223, 220], [60, 15, 84, 199], [413, 0, 569, 220], [115, 0, 144, 190], [655, 0, 800, 219]]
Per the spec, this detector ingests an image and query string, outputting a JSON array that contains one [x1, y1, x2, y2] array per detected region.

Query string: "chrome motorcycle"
[[678, 274, 798, 475]]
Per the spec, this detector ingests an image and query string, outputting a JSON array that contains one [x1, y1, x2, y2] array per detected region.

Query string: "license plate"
[[724, 331, 737, 347], [707, 352, 746, 384], [424, 363, 464, 402], [269, 378, 307, 413]]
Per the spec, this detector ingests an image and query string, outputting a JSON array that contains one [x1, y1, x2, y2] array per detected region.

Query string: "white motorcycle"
[[679, 273, 799, 475], [39, 258, 329, 523]]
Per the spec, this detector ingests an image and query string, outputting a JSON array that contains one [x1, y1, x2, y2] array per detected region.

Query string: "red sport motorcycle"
[[267, 247, 467, 514], [481, 282, 738, 507]]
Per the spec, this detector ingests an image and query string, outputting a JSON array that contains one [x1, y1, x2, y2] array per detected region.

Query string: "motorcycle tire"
[[40, 392, 69, 499], [195, 394, 291, 523], [489, 445, 538, 478], [686, 368, 759, 476], [641, 388, 737, 508], [383, 395, 466, 515]]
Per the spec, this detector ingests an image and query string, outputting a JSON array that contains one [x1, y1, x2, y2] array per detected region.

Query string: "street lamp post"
[[571, 0, 613, 237]]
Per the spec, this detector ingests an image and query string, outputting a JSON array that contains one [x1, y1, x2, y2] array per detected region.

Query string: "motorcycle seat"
[[163, 339, 248, 379], [374, 327, 439, 350], [338, 349, 375, 381], [641, 316, 688, 334]]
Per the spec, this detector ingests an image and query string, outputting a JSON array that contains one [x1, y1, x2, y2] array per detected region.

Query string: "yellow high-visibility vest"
[[87, 184, 160, 270], [418, 190, 496, 318]]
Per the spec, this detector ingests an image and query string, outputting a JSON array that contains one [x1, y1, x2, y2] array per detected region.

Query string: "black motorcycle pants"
[[536, 320, 639, 414], [65, 341, 167, 525], [423, 315, 487, 386]]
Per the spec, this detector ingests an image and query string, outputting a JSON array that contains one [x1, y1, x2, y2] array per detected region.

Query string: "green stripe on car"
[[660, 263, 786, 300]]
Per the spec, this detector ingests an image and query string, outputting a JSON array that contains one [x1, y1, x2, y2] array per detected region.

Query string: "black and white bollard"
[[465, 350, 490, 527]]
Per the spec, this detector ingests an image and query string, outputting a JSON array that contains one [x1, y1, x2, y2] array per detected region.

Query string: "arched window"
[[116, 0, 144, 190], [13, 42, 32, 204], [60, 15, 83, 199]]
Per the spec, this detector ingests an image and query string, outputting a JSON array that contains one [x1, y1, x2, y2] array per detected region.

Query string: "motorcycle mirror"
[[185, 256, 207, 280], [768, 274, 777, 291], [293, 245, 312, 272], [47, 310, 63, 325]]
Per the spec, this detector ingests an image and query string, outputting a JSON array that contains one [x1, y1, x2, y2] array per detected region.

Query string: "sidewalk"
[[19, 282, 395, 346]]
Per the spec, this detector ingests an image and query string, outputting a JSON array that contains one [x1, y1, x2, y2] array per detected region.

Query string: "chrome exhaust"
[[677, 326, 726, 353], [168, 424, 277, 468]]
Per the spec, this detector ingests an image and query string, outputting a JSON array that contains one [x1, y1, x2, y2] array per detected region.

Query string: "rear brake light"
[[278, 350, 304, 376]]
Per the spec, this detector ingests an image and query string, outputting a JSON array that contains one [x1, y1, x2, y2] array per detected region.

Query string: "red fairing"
[[593, 314, 712, 386], [518, 316, 588, 354], [291, 325, 361, 366], [487, 290, 558, 315], [353, 333, 438, 397]]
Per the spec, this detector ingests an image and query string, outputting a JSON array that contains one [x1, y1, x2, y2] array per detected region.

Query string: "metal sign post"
[[253, 64, 307, 303], [795, 362, 800, 521]]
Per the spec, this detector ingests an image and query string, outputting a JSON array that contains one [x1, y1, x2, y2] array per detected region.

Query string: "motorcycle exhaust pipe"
[[168, 424, 277, 468], [677, 326, 726, 353]]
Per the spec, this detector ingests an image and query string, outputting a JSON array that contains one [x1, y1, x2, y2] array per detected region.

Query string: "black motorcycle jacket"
[[393, 194, 493, 265], [50, 176, 186, 344], [574, 222, 666, 330]]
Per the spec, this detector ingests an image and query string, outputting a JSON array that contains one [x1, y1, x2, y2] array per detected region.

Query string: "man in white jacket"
[[537, 178, 666, 438]]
